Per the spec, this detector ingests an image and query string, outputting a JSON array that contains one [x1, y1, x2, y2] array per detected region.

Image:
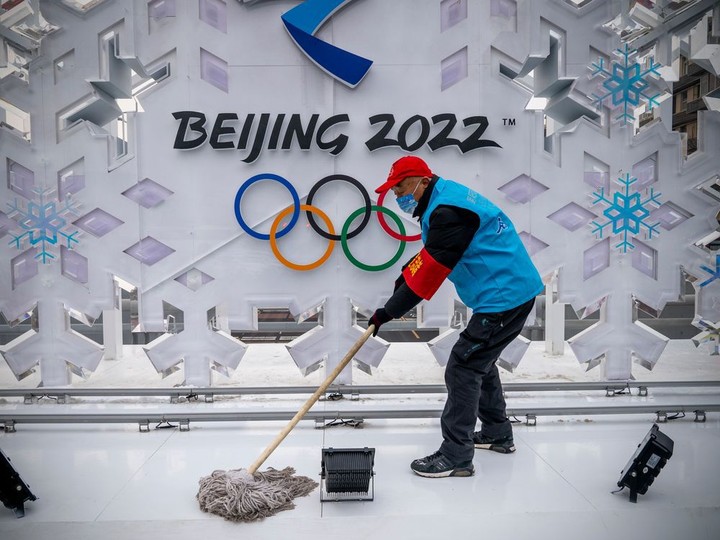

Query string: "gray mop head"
[[197, 466, 318, 522]]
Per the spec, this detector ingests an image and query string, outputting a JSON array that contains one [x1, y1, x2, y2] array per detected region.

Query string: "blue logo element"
[[496, 216, 508, 234], [7, 188, 80, 263], [699, 254, 720, 288], [590, 44, 662, 124], [591, 173, 661, 253], [282, 0, 373, 87]]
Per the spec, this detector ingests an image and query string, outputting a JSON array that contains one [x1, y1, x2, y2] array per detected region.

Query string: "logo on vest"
[[496, 216, 508, 234], [408, 254, 423, 276]]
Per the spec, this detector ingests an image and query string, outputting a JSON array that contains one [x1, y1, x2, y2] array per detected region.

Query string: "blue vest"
[[421, 177, 543, 313]]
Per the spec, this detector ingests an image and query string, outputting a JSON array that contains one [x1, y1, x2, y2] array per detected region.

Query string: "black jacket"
[[384, 176, 480, 318]]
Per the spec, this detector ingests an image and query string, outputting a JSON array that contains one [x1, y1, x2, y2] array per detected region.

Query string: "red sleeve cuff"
[[401, 248, 451, 300]]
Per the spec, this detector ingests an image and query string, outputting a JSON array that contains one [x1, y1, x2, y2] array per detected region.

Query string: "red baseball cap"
[[375, 156, 433, 194]]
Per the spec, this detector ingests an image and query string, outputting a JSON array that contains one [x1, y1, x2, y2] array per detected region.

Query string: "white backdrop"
[[1, 0, 718, 386]]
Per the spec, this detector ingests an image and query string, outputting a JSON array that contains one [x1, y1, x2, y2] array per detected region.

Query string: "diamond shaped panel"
[[200, 0, 227, 32], [650, 202, 693, 231], [7, 159, 35, 199], [149, 0, 176, 18], [0, 211, 16, 237], [518, 231, 549, 256], [498, 174, 549, 204], [122, 178, 174, 208], [583, 171, 609, 189], [632, 155, 657, 190], [58, 173, 85, 200], [58, 163, 85, 201], [175, 268, 214, 291], [583, 238, 610, 281], [200, 48, 228, 93], [124, 236, 175, 265], [11, 248, 38, 289], [61, 246, 88, 284], [441, 47, 468, 91], [73, 208, 124, 237], [631, 238, 657, 280], [548, 202, 597, 232]]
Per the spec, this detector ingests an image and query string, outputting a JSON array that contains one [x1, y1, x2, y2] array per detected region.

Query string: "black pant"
[[439, 298, 535, 462]]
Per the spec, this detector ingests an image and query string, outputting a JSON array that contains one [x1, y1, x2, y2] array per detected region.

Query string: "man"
[[369, 156, 543, 478]]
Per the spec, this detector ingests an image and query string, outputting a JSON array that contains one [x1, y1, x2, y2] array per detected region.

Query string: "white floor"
[[0, 416, 718, 540], [0, 340, 719, 539]]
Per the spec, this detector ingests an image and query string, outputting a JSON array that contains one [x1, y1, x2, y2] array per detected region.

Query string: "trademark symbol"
[[503, 118, 516, 126]]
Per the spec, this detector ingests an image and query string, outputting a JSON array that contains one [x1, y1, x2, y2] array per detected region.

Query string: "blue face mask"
[[396, 194, 418, 214], [396, 180, 421, 214]]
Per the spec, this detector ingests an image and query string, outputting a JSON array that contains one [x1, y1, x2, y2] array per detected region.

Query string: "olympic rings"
[[341, 205, 406, 272], [376, 189, 422, 242], [270, 204, 335, 271], [306, 174, 372, 241], [234, 173, 300, 240], [234, 173, 420, 271]]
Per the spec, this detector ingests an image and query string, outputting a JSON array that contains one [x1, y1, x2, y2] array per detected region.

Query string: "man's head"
[[375, 156, 433, 196]]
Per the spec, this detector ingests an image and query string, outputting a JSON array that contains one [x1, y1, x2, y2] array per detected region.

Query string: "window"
[[679, 55, 688, 77], [0, 98, 31, 142], [709, 15, 720, 44], [708, 74, 720, 93], [680, 121, 698, 155], [114, 115, 129, 159], [675, 91, 687, 112], [674, 93, 683, 113]]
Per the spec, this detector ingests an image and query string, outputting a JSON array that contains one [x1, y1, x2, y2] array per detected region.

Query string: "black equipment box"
[[0, 448, 37, 517], [617, 424, 674, 503], [320, 447, 375, 502]]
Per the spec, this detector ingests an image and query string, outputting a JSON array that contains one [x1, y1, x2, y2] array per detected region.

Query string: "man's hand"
[[369, 308, 392, 337]]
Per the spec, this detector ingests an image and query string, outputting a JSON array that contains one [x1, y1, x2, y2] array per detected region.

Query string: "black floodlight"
[[0, 449, 37, 518], [320, 447, 375, 502], [616, 424, 674, 503]]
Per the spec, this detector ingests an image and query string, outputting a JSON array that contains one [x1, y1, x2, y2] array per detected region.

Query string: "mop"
[[197, 325, 375, 522]]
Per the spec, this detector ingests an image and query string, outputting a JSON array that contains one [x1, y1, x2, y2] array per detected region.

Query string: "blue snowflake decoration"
[[591, 173, 661, 253], [699, 254, 720, 287], [7, 188, 80, 263], [590, 44, 663, 124]]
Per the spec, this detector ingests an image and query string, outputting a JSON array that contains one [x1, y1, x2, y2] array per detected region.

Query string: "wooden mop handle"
[[247, 325, 376, 475]]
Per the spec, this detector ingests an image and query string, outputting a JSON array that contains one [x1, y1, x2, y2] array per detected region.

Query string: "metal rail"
[[0, 403, 716, 433], [1, 381, 717, 431], [1, 380, 719, 403]]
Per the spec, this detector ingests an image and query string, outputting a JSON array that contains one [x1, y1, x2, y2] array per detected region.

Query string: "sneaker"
[[473, 433, 516, 454], [410, 451, 474, 478]]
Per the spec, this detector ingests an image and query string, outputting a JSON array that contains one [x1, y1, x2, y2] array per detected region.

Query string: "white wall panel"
[[1, 0, 718, 385]]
